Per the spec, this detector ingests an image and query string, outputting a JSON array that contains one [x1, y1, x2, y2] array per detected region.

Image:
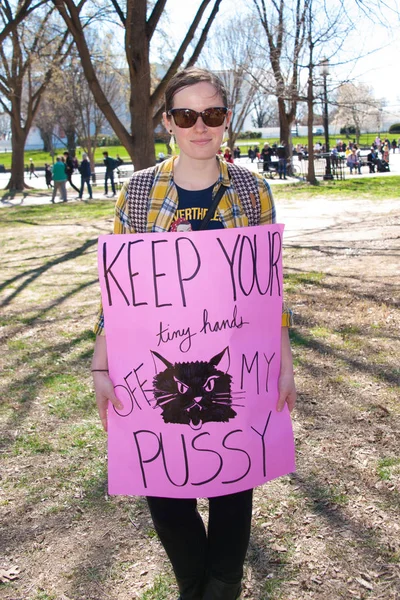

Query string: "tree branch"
[[150, 0, 218, 110], [147, 0, 168, 40]]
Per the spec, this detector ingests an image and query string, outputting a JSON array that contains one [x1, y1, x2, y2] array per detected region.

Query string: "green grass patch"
[[43, 374, 94, 419], [377, 457, 400, 481], [139, 574, 175, 600], [274, 175, 400, 200], [31, 591, 57, 600], [309, 325, 331, 339], [14, 432, 53, 455], [284, 271, 325, 292]]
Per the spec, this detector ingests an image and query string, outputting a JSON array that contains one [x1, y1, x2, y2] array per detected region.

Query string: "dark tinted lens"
[[202, 107, 227, 127], [171, 109, 197, 128], [170, 107, 228, 128]]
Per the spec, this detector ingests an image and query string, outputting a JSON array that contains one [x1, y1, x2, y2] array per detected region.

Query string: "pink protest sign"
[[98, 224, 295, 498]]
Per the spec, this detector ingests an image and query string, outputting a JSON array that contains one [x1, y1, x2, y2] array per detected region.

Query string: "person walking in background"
[[103, 151, 117, 197], [44, 164, 53, 188], [29, 158, 38, 179], [277, 141, 288, 179], [51, 157, 67, 203], [78, 153, 93, 200], [63, 151, 80, 196], [261, 142, 273, 174]]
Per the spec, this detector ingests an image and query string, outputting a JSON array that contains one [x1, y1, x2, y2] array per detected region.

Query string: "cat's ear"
[[151, 350, 173, 373], [210, 347, 230, 373]]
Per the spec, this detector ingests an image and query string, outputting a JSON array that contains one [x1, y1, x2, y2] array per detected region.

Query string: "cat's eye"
[[203, 376, 218, 392], [173, 376, 189, 394]]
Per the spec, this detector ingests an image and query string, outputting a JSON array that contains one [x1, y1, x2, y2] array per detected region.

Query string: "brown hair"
[[164, 67, 228, 113]]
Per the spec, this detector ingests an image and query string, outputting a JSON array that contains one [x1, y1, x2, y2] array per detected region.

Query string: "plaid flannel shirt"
[[94, 156, 292, 334]]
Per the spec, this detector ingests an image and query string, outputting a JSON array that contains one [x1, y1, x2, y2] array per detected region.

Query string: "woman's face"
[[163, 82, 231, 162]]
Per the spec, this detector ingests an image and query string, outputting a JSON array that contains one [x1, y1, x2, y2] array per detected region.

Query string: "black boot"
[[176, 575, 204, 600], [202, 576, 241, 599]]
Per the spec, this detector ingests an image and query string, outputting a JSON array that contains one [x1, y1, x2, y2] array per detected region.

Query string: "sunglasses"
[[168, 107, 228, 128]]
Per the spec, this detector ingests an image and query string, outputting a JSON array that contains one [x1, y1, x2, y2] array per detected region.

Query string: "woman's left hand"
[[276, 327, 297, 413]]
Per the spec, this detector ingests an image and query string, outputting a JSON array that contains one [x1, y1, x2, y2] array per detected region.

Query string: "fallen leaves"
[[0, 566, 20, 583]]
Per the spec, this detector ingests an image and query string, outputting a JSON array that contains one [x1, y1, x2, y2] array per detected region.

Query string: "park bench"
[[257, 159, 279, 178]]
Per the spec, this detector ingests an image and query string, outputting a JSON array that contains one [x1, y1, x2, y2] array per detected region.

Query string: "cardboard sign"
[[98, 225, 295, 498]]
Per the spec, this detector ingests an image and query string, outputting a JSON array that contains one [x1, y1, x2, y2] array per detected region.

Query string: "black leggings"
[[146, 489, 253, 585]]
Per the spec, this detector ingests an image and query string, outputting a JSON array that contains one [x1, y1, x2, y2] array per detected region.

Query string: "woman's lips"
[[191, 139, 212, 145]]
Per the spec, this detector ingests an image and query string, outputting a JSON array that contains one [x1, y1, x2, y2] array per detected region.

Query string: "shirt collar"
[[156, 154, 231, 188]]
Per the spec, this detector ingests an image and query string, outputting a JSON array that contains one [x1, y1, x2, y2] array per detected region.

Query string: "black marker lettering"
[[133, 362, 152, 406], [216, 234, 241, 301], [238, 235, 256, 296], [175, 237, 201, 307], [102, 241, 129, 306], [113, 385, 134, 417], [127, 240, 147, 307], [269, 231, 282, 297], [251, 411, 272, 477], [191, 432, 223, 485], [241, 352, 260, 394], [151, 240, 172, 308], [160, 432, 189, 487], [132, 430, 162, 488], [222, 430, 251, 484], [264, 352, 276, 393]]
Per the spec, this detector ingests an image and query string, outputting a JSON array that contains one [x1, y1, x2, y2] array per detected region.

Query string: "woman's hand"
[[277, 327, 297, 413], [92, 335, 123, 431], [92, 371, 123, 431]]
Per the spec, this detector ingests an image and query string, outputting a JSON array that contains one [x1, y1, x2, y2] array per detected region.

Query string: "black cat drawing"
[[151, 347, 242, 430]]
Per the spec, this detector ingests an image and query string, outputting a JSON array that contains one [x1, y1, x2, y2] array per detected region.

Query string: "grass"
[[1, 192, 399, 600], [284, 271, 325, 292], [273, 174, 400, 200], [377, 457, 400, 481]]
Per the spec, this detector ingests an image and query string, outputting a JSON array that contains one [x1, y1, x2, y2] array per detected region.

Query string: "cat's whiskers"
[[156, 395, 178, 407], [213, 401, 245, 407]]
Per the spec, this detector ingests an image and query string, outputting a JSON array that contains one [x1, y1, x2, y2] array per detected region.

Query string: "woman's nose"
[[193, 115, 207, 131]]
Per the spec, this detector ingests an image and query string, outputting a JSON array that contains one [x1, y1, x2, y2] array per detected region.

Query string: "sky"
[[155, 0, 400, 123]]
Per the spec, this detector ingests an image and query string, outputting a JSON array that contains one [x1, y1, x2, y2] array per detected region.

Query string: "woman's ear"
[[162, 111, 172, 133], [225, 109, 233, 129]]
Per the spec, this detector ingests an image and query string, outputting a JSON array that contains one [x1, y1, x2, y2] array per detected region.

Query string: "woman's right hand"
[[92, 371, 123, 432]]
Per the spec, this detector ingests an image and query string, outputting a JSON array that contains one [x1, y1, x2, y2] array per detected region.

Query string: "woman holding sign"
[[92, 68, 296, 600]]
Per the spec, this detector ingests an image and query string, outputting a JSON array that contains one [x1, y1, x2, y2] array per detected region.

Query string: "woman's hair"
[[164, 67, 228, 112]]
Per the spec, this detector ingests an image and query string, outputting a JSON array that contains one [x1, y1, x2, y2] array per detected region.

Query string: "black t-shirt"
[[170, 184, 224, 232]]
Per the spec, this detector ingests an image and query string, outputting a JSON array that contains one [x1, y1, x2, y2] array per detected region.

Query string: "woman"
[[92, 67, 296, 600], [223, 146, 234, 163]]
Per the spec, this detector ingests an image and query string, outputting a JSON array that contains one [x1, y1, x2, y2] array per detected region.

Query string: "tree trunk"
[[126, 0, 154, 170], [6, 122, 29, 191], [38, 127, 53, 152]]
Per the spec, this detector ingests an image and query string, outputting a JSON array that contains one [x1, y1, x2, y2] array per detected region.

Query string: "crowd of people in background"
[[28, 151, 124, 203], [24, 133, 399, 200]]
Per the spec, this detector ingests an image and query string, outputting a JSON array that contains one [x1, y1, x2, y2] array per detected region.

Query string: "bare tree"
[[331, 83, 383, 144], [251, 0, 310, 148], [0, 1, 72, 190], [251, 92, 279, 128], [53, 0, 223, 170], [0, 0, 47, 46], [201, 15, 265, 149]]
